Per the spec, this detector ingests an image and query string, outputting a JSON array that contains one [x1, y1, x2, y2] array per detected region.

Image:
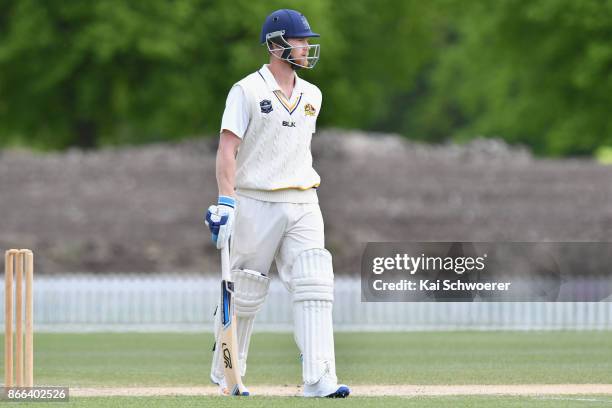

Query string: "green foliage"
[[595, 146, 612, 165], [0, 0, 611, 155], [312, 0, 440, 132], [417, 0, 612, 156], [0, 0, 277, 148]]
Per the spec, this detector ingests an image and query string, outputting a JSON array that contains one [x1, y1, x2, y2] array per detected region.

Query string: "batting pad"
[[234, 269, 270, 377], [291, 248, 338, 385]]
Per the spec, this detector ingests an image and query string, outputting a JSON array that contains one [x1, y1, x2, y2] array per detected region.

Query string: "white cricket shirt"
[[220, 64, 322, 203]]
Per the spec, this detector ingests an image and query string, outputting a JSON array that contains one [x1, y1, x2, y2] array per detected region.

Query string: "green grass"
[[1, 331, 608, 387], [4, 396, 612, 408], [1, 331, 611, 406], [336, 331, 612, 385]]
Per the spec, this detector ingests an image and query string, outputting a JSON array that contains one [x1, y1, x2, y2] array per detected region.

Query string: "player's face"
[[287, 38, 311, 67]]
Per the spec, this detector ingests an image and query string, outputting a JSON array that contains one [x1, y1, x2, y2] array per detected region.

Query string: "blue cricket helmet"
[[260, 9, 321, 69], [260, 9, 320, 44]]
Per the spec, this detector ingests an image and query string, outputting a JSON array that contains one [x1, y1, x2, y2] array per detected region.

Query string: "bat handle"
[[221, 245, 231, 281]]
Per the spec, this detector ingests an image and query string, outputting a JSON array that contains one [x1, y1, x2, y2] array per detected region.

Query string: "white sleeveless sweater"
[[231, 65, 322, 203]]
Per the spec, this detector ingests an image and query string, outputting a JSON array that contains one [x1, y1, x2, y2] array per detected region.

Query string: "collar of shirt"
[[258, 64, 303, 99]]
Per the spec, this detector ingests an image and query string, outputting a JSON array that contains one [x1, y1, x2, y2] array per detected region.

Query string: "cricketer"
[[205, 8, 350, 398]]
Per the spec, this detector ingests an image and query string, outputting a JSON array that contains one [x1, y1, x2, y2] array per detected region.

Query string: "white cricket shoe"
[[211, 374, 230, 395], [303, 375, 351, 398], [211, 375, 250, 396]]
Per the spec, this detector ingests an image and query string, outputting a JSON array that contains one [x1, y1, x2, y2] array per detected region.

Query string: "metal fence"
[[1, 275, 611, 332]]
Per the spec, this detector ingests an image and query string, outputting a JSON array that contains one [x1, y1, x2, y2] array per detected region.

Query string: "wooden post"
[[25, 250, 34, 387]]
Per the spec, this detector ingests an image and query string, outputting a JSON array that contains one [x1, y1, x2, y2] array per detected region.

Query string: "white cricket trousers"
[[230, 193, 325, 285]]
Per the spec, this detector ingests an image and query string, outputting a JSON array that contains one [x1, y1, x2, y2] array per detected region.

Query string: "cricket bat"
[[219, 245, 250, 396]]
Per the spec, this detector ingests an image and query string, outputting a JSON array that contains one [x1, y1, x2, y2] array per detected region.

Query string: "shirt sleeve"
[[220, 85, 250, 139]]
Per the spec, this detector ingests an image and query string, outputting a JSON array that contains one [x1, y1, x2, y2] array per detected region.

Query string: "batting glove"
[[205, 196, 236, 249]]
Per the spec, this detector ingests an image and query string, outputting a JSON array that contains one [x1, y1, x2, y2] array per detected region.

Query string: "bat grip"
[[221, 245, 231, 281]]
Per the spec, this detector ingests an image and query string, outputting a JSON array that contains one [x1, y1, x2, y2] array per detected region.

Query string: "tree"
[[0, 0, 292, 148], [416, 0, 612, 156]]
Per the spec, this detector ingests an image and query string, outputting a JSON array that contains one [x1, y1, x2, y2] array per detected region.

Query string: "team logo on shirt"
[[260, 99, 273, 114], [304, 103, 316, 116]]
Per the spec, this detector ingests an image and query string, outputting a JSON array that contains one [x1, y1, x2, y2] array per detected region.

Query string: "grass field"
[[3, 395, 611, 408], [1, 331, 612, 406]]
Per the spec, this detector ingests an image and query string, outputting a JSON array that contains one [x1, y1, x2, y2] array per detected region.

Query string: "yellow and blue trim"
[[273, 90, 303, 115], [257, 69, 303, 115]]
